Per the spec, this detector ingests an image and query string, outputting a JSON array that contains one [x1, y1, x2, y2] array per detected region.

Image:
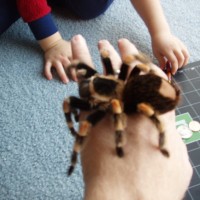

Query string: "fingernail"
[[98, 40, 109, 47], [72, 34, 84, 42], [63, 79, 69, 84], [47, 76, 52, 80], [118, 38, 128, 44]]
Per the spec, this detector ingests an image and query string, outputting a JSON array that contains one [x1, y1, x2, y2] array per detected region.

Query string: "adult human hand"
[[69, 34, 192, 200]]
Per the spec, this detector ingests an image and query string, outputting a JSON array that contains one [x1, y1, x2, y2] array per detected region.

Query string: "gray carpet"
[[0, 0, 199, 199]]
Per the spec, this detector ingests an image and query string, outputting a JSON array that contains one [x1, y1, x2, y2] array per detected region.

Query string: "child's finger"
[[62, 57, 71, 68], [71, 35, 94, 68], [54, 62, 69, 83], [174, 50, 185, 70], [98, 40, 122, 74], [182, 49, 190, 67], [166, 53, 178, 75], [44, 61, 53, 80]]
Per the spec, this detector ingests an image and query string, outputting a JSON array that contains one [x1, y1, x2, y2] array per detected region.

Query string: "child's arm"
[[16, 0, 71, 83], [131, 0, 189, 74]]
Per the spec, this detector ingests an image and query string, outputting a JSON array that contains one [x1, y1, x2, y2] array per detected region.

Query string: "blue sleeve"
[[28, 13, 58, 40]]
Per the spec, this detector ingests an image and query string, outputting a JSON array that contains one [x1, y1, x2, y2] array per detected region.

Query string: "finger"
[[69, 67, 78, 82], [118, 38, 151, 69], [178, 41, 190, 67], [98, 40, 121, 74], [165, 52, 178, 75], [182, 48, 190, 67], [62, 57, 77, 81], [44, 61, 53, 80], [71, 34, 94, 68], [173, 50, 185, 69], [54, 62, 69, 83], [118, 38, 152, 74], [118, 38, 167, 79], [62, 57, 71, 68], [118, 38, 139, 60], [118, 38, 142, 76]]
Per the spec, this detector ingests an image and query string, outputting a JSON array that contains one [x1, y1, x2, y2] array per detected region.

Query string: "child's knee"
[[66, 0, 114, 20]]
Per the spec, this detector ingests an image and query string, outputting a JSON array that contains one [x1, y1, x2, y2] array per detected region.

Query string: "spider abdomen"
[[123, 74, 180, 115]]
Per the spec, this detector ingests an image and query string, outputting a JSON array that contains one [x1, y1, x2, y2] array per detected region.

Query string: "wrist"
[[38, 32, 63, 51], [28, 13, 58, 40], [149, 24, 171, 39]]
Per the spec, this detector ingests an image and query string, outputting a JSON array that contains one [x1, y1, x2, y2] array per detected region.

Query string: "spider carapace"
[[63, 51, 180, 176]]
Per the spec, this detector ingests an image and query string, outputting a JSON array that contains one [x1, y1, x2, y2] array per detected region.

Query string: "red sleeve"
[[17, 0, 51, 22]]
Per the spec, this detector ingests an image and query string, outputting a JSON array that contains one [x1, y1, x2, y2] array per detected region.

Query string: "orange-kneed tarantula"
[[63, 51, 180, 176]]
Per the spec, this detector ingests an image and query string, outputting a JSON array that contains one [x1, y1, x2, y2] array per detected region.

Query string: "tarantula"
[[63, 51, 180, 176]]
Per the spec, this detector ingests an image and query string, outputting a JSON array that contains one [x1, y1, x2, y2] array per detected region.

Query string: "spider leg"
[[71, 108, 79, 122], [76, 63, 98, 79], [127, 63, 151, 80], [66, 62, 97, 81], [118, 62, 129, 81], [100, 50, 115, 75], [111, 99, 126, 157], [63, 96, 93, 137], [68, 110, 106, 176], [118, 55, 139, 80], [150, 115, 169, 157], [63, 98, 77, 137], [68, 134, 84, 176], [137, 103, 169, 157], [119, 53, 151, 81]]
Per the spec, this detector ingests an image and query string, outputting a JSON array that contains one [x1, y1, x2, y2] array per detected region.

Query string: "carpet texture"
[[0, 0, 199, 199]]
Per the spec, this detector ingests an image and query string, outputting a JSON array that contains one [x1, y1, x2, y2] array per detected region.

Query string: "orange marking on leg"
[[79, 121, 91, 136], [136, 63, 150, 73], [63, 99, 70, 112], [100, 49, 109, 58], [123, 55, 136, 64], [111, 99, 122, 114], [137, 103, 154, 116]]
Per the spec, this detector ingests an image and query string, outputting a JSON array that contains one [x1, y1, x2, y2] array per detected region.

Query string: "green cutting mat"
[[176, 112, 200, 144]]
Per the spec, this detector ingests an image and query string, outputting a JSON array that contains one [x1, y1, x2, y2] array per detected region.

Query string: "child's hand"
[[38, 32, 72, 83], [151, 32, 189, 75], [44, 39, 72, 83]]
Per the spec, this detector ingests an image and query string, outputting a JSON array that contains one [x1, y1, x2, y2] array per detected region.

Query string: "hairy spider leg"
[[119, 52, 152, 81], [68, 110, 106, 176], [63, 98, 77, 137], [118, 62, 129, 81], [128, 65, 141, 77], [76, 63, 98, 79], [71, 108, 79, 122], [111, 99, 126, 157], [68, 135, 84, 176], [100, 50, 115, 75], [137, 103, 169, 157], [118, 55, 141, 80], [150, 114, 169, 157], [65, 62, 97, 81], [63, 96, 92, 137], [128, 63, 151, 80]]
